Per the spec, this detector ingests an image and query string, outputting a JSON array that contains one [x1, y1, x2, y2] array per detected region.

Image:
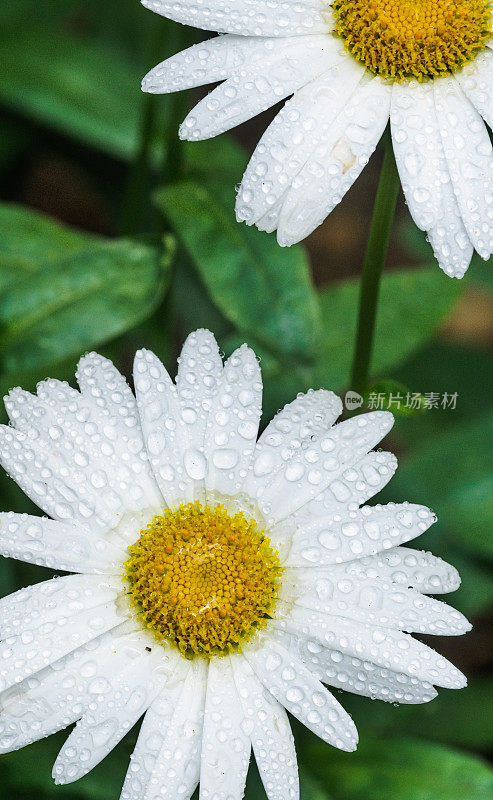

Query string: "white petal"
[[434, 76, 493, 260], [244, 638, 357, 751], [0, 590, 126, 692], [0, 628, 167, 754], [143, 658, 207, 800], [274, 629, 437, 704], [244, 388, 342, 501], [231, 655, 299, 800], [277, 76, 391, 246], [0, 421, 121, 532], [291, 568, 471, 635], [0, 512, 125, 573], [6, 380, 161, 519], [141, 0, 327, 37], [143, 34, 261, 93], [199, 658, 250, 800], [457, 49, 493, 130], [0, 573, 121, 637], [179, 36, 346, 141], [279, 605, 467, 689], [0, 629, 120, 753], [175, 329, 223, 500], [133, 349, 192, 506], [284, 450, 398, 530], [119, 662, 190, 800], [255, 196, 285, 233], [257, 411, 394, 524], [286, 502, 436, 567], [328, 546, 461, 594], [204, 344, 262, 497], [52, 649, 168, 784], [76, 352, 162, 506], [236, 56, 364, 228], [2, 385, 157, 532], [391, 81, 473, 278]]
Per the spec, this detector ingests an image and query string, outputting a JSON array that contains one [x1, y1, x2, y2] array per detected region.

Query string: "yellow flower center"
[[124, 501, 283, 657], [332, 0, 492, 80]]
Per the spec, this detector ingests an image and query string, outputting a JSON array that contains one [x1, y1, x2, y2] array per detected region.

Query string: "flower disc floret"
[[124, 501, 283, 656], [333, 0, 492, 80]]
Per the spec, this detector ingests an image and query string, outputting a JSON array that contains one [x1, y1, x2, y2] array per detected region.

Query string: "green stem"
[[119, 19, 168, 236], [161, 29, 191, 187], [350, 130, 400, 395]]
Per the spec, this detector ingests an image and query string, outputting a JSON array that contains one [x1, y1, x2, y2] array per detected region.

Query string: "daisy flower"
[[0, 329, 470, 800], [141, 0, 493, 278]]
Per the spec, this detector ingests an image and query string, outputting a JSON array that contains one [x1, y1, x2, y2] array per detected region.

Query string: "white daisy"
[[141, 0, 493, 278], [0, 329, 470, 800]]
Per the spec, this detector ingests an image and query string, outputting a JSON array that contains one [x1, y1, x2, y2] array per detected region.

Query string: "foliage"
[[0, 1, 492, 799]]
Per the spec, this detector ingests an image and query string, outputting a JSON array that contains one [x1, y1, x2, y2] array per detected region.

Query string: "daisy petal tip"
[[178, 123, 195, 142], [454, 670, 468, 690], [52, 767, 68, 786], [236, 209, 252, 225], [362, 409, 394, 438], [276, 230, 297, 248], [229, 342, 261, 375], [407, 504, 437, 534], [340, 724, 359, 752], [133, 347, 155, 372], [447, 565, 461, 592]]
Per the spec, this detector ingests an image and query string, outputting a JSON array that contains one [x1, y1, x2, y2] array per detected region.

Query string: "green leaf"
[[315, 267, 462, 391], [389, 411, 493, 560], [339, 677, 493, 753], [299, 768, 334, 800], [0, 203, 92, 291], [0, 206, 172, 376], [391, 341, 493, 445], [362, 379, 427, 418], [154, 178, 321, 364], [0, 730, 134, 799], [302, 737, 493, 800], [0, 118, 31, 173], [0, 21, 162, 159], [445, 550, 493, 616]]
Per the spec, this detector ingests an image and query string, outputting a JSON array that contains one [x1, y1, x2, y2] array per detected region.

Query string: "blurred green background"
[[0, 1, 492, 798]]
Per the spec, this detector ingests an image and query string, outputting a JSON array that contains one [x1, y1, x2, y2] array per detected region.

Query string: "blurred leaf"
[[391, 342, 493, 445], [467, 254, 493, 293], [446, 550, 493, 616], [185, 136, 248, 193], [390, 411, 493, 560], [340, 678, 493, 753], [0, 117, 31, 173], [0, 205, 172, 375], [315, 268, 462, 390], [302, 736, 493, 800], [0, 22, 163, 159], [155, 179, 321, 363], [0, 203, 92, 291], [0, 730, 134, 799], [170, 252, 233, 342], [363, 379, 427, 418], [299, 768, 333, 800]]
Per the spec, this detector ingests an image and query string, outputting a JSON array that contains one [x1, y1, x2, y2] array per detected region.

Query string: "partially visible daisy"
[[142, 0, 493, 277], [0, 329, 470, 800]]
